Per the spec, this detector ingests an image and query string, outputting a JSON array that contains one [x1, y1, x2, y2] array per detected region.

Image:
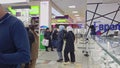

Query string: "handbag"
[[42, 39, 49, 46]]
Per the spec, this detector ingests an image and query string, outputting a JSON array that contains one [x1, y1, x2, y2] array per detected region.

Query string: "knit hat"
[[59, 25, 65, 31], [66, 26, 73, 32]]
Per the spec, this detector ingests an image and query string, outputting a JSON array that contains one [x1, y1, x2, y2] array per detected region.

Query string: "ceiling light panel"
[[72, 11, 78, 13], [75, 14, 79, 16], [68, 5, 76, 8]]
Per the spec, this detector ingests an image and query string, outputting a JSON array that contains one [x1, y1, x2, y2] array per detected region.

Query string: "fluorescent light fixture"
[[75, 14, 79, 17], [72, 11, 78, 13], [68, 5, 76, 8]]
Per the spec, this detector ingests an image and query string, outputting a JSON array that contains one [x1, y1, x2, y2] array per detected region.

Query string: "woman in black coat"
[[64, 26, 75, 64], [44, 28, 53, 51]]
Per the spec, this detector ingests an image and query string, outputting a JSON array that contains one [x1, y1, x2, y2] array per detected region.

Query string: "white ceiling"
[[52, 0, 86, 23], [87, 0, 120, 4]]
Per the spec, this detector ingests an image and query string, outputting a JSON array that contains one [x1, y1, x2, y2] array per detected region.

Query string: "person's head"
[[90, 25, 95, 29], [29, 25, 35, 31], [59, 25, 65, 31], [66, 26, 73, 32], [0, 4, 7, 18], [46, 28, 50, 31]]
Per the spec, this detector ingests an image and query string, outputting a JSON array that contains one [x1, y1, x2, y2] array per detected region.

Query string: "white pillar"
[[40, 0, 51, 28]]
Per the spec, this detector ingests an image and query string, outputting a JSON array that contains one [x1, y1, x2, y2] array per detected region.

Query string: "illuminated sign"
[[94, 22, 120, 32], [29, 6, 40, 15], [8, 6, 40, 15], [0, 0, 29, 4]]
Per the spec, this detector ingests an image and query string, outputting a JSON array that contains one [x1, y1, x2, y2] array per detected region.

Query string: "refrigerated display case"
[[89, 36, 120, 68]]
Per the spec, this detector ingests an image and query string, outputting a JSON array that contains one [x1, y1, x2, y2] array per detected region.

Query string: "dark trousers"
[[64, 51, 75, 62]]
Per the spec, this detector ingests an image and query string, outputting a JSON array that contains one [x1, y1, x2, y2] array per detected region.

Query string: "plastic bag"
[[42, 39, 49, 46]]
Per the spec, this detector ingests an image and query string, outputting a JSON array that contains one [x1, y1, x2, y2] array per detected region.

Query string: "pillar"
[[40, 0, 51, 28]]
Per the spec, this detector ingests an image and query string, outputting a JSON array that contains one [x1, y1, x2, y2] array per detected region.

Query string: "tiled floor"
[[35, 38, 100, 68]]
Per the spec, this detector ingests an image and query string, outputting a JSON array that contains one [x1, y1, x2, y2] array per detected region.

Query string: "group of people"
[[44, 25, 76, 64], [0, 4, 75, 68]]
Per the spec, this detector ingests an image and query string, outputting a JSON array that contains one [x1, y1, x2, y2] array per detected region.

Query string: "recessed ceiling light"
[[68, 5, 76, 8], [72, 11, 78, 13], [74, 15, 79, 17]]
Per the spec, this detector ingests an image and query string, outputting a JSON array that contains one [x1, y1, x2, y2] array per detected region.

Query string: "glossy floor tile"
[[35, 38, 100, 68]]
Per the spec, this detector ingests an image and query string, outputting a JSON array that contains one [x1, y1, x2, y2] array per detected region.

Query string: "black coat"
[[64, 31, 75, 52], [52, 30, 58, 40], [44, 31, 51, 40]]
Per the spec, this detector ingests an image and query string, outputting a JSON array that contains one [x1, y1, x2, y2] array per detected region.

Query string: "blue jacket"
[[0, 13, 30, 68], [57, 30, 64, 52]]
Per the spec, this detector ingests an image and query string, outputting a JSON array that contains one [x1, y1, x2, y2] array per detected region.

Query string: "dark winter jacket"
[[52, 30, 58, 40], [90, 25, 96, 35], [57, 30, 65, 52], [44, 31, 51, 40], [0, 13, 30, 68], [64, 31, 75, 52], [90, 28, 96, 35], [26, 28, 35, 49]]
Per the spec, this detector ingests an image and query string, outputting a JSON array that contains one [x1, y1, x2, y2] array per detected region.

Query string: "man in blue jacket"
[[0, 5, 30, 68]]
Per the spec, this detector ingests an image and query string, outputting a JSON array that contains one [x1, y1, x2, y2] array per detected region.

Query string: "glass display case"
[[89, 36, 120, 68]]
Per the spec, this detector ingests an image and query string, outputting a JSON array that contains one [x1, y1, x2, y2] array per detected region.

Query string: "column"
[[40, 0, 51, 28]]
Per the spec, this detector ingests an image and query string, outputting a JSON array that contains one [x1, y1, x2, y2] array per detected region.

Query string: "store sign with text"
[[94, 22, 120, 32], [0, 0, 29, 4]]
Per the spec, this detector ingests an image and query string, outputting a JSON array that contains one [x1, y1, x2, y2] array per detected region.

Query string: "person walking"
[[64, 26, 75, 64], [0, 4, 30, 68], [90, 25, 96, 40], [57, 25, 65, 62]]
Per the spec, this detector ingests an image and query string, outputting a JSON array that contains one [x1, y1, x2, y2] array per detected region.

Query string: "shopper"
[[25, 27, 35, 68], [90, 25, 96, 40], [64, 26, 75, 64], [51, 28, 58, 48], [44, 28, 53, 51], [29, 26, 39, 68], [57, 25, 65, 62], [0, 5, 30, 68]]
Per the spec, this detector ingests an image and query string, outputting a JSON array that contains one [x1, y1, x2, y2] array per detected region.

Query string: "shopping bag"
[[42, 39, 49, 46]]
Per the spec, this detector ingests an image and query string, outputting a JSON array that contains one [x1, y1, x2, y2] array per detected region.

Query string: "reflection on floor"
[[36, 38, 100, 68]]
